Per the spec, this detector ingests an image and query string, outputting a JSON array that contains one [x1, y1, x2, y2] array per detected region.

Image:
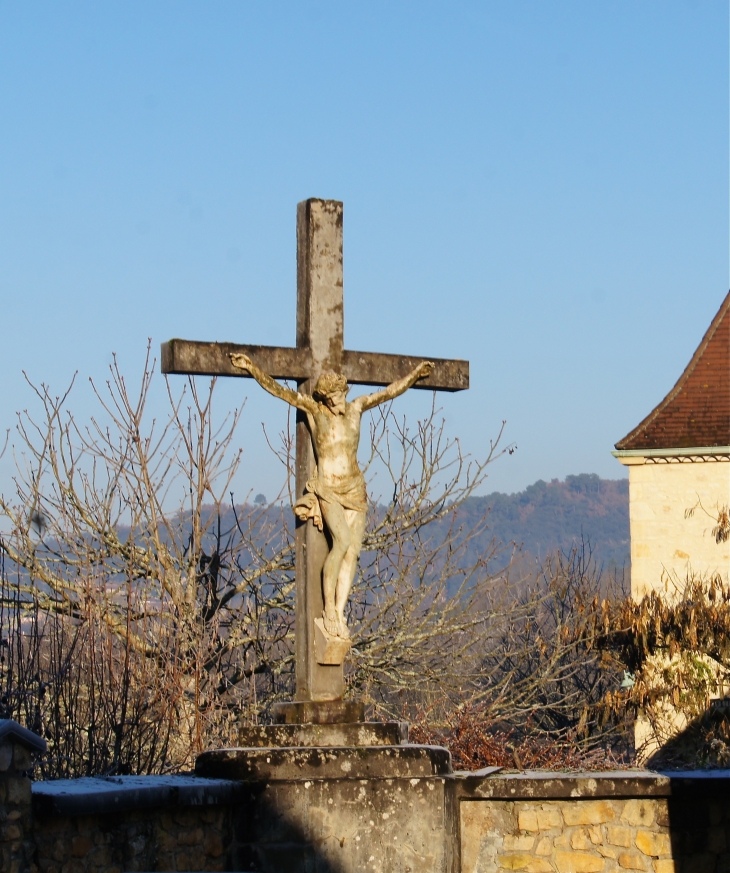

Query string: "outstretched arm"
[[230, 353, 318, 414], [354, 361, 435, 412]]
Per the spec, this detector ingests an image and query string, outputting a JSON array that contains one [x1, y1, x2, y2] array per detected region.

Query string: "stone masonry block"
[[635, 831, 671, 858], [204, 830, 225, 858], [618, 851, 651, 871], [52, 838, 66, 862], [85, 845, 112, 867], [188, 847, 207, 869], [572, 829, 596, 851], [155, 828, 178, 853], [537, 807, 564, 830], [598, 846, 618, 859], [554, 850, 605, 872], [562, 802, 616, 827], [13, 745, 31, 771], [3, 823, 22, 840], [621, 800, 656, 828], [0, 742, 12, 772], [518, 809, 540, 832], [6, 776, 31, 804], [588, 826, 603, 845], [70, 835, 93, 857], [535, 837, 553, 856], [652, 861, 676, 873], [504, 834, 536, 852], [177, 827, 204, 847], [607, 826, 633, 848]]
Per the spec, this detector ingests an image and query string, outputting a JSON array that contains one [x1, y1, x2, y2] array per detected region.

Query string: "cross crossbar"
[[161, 338, 468, 391]]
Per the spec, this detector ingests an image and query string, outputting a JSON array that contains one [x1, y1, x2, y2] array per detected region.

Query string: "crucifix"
[[162, 199, 468, 705]]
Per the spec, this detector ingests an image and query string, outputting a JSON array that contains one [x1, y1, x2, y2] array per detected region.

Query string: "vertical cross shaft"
[[295, 200, 346, 701]]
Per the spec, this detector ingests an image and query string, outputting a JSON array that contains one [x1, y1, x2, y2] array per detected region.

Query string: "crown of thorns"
[[312, 371, 349, 400]]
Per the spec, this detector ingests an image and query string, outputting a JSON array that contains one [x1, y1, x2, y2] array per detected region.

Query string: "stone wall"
[[30, 764, 451, 873], [2, 738, 730, 873], [457, 772, 730, 873], [463, 798, 679, 873], [34, 804, 232, 873], [0, 723, 45, 873]]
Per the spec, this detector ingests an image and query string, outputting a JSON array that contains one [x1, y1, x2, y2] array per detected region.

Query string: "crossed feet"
[[322, 609, 350, 640]]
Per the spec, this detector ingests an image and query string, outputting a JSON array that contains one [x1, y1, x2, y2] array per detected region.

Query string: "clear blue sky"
[[1, 2, 727, 500]]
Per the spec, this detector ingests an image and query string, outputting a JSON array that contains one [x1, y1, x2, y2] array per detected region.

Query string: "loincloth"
[[293, 471, 367, 532]]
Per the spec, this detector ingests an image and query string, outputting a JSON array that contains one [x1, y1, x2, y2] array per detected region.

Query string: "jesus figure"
[[230, 353, 434, 639]]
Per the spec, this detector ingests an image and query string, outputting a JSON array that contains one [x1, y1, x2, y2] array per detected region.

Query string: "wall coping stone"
[[30, 767, 730, 819], [32, 773, 247, 817], [0, 718, 47, 752], [454, 768, 730, 800]]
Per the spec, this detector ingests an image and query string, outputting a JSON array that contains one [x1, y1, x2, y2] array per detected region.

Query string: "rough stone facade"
[[0, 721, 46, 873], [34, 805, 232, 873], [1, 739, 35, 873], [456, 771, 730, 873], [460, 797, 712, 873]]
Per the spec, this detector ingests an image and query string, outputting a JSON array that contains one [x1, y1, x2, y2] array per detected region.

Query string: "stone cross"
[[161, 199, 468, 704]]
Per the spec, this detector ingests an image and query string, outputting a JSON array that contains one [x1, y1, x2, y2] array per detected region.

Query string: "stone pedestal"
[[239, 720, 409, 748], [196, 711, 454, 873], [272, 699, 365, 724]]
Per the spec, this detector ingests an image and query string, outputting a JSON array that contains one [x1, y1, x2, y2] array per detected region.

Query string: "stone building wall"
[[619, 458, 730, 599]]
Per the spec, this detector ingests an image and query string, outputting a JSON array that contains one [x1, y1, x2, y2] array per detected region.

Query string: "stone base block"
[[313, 617, 351, 664], [272, 699, 365, 724], [196, 744, 451, 781], [239, 721, 409, 748], [193, 742, 454, 872], [231, 770, 451, 873]]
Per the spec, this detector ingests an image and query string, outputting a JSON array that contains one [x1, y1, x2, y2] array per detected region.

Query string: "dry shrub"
[[369, 547, 635, 771], [597, 575, 730, 764], [408, 699, 630, 771]]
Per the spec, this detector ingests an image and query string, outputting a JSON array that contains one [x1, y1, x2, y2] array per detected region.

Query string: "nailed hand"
[[230, 353, 253, 371]]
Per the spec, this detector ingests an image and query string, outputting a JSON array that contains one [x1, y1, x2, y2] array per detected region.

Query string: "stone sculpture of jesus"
[[230, 353, 434, 640]]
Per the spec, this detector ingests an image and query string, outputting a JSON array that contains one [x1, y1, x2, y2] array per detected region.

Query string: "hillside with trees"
[[458, 473, 629, 574]]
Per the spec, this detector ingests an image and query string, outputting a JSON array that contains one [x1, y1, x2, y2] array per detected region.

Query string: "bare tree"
[[0, 345, 295, 774], [0, 346, 634, 776]]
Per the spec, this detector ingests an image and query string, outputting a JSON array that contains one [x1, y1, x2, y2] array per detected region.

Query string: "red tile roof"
[[616, 291, 730, 451]]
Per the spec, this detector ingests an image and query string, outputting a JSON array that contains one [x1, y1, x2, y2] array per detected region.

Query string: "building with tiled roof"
[[614, 291, 730, 599]]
